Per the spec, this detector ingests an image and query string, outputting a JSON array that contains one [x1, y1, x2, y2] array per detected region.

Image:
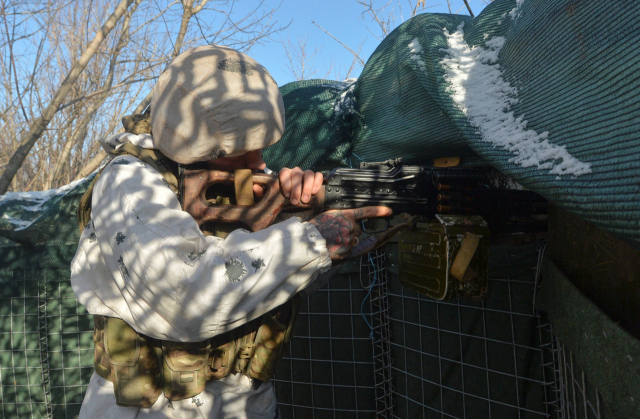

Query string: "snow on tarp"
[[0, 178, 85, 230], [334, 80, 357, 115], [408, 38, 428, 72], [440, 23, 592, 177], [349, 0, 640, 248], [0, 177, 92, 245]]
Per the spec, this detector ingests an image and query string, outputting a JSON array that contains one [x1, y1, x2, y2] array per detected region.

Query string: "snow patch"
[[0, 177, 85, 208], [496, 12, 508, 25], [440, 24, 591, 177], [334, 81, 357, 115], [509, 0, 526, 20], [408, 38, 428, 72], [21, 204, 46, 212], [2, 214, 32, 229]]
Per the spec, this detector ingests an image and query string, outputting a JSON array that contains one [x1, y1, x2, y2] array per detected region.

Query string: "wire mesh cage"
[[273, 268, 379, 418], [0, 268, 93, 419], [385, 242, 551, 419], [45, 274, 93, 418], [0, 270, 49, 419], [273, 241, 610, 419]]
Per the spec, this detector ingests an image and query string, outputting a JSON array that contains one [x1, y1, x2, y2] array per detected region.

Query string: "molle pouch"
[[162, 340, 210, 400], [247, 294, 302, 381], [233, 330, 258, 375], [398, 215, 490, 301], [207, 340, 235, 380], [93, 315, 112, 381], [103, 317, 162, 407]]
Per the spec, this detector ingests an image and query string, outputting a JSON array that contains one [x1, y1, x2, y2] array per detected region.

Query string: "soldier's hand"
[[310, 206, 392, 261], [279, 167, 323, 205]]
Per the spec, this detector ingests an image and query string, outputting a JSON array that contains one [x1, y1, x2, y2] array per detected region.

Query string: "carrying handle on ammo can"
[[182, 168, 326, 232]]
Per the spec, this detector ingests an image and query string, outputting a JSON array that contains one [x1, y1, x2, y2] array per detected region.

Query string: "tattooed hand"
[[310, 206, 392, 261]]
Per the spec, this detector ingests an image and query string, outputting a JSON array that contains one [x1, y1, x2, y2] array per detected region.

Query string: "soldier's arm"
[[84, 155, 331, 342]]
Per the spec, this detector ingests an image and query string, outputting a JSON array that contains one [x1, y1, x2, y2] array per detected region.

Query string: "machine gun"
[[181, 158, 547, 301]]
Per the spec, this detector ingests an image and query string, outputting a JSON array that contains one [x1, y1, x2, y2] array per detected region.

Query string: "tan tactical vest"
[[79, 137, 300, 407]]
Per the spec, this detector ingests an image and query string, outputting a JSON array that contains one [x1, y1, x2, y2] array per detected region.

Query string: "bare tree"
[[312, 21, 365, 67], [334, 40, 365, 81], [0, 0, 134, 194], [309, 1, 441, 83], [0, 0, 288, 192], [281, 35, 326, 81], [357, 0, 442, 39]]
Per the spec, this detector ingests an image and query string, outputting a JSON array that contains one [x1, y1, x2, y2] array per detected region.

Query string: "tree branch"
[[462, 0, 475, 17], [311, 20, 365, 66], [0, 0, 134, 194]]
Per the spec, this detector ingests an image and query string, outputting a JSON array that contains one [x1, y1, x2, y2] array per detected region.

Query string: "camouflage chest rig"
[[78, 113, 300, 407]]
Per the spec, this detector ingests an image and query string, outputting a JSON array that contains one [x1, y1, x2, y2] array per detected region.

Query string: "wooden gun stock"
[[182, 168, 326, 232]]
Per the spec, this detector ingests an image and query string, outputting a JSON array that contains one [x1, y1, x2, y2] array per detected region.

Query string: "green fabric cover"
[[353, 14, 476, 165], [0, 176, 94, 246], [266, 0, 640, 249], [263, 79, 360, 172], [537, 258, 640, 419]]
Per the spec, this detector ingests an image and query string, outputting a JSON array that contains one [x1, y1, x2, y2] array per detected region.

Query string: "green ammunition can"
[[398, 215, 490, 300]]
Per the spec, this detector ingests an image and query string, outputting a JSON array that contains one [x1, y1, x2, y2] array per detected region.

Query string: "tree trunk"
[[75, 149, 108, 179], [50, 0, 141, 188]]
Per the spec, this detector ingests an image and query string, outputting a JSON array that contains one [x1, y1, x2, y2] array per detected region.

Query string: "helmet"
[[150, 45, 285, 164]]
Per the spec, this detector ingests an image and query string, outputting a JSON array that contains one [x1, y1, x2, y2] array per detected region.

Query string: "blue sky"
[[224, 0, 489, 86]]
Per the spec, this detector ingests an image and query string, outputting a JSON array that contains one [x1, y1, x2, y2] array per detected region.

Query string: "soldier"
[[70, 45, 390, 418]]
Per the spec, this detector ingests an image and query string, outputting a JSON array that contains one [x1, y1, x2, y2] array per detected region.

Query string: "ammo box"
[[398, 215, 490, 300]]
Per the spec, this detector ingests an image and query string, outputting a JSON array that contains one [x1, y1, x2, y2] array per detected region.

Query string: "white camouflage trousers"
[[79, 372, 280, 419]]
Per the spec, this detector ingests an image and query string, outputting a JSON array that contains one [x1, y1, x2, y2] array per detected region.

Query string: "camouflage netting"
[[263, 79, 361, 172], [266, 0, 640, 249]]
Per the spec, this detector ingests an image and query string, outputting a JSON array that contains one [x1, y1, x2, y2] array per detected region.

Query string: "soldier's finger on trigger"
[[301, 170, 315, 203], [353, 206, 393, 221]]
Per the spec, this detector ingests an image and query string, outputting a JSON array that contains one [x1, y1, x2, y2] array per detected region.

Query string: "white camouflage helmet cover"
[[150, 45, 285, 164]]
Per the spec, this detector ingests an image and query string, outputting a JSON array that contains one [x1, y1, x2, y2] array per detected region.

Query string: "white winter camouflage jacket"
[[70, 133, 331, 342]]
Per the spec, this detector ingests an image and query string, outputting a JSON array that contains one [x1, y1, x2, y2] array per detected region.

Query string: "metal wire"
[[0, 273, 95, 419], [46, 281, 94, 419], [0, 272, 54, 419], [533, 242, 603, 419], [272, 241, 607, 419], [366, 249, 395, 417], [38, 276, 53, 419], [386, 280, 551, 418], [537, 319, 604, 419], [273, 271, 378, 418], [383, 241, 559, 419]]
